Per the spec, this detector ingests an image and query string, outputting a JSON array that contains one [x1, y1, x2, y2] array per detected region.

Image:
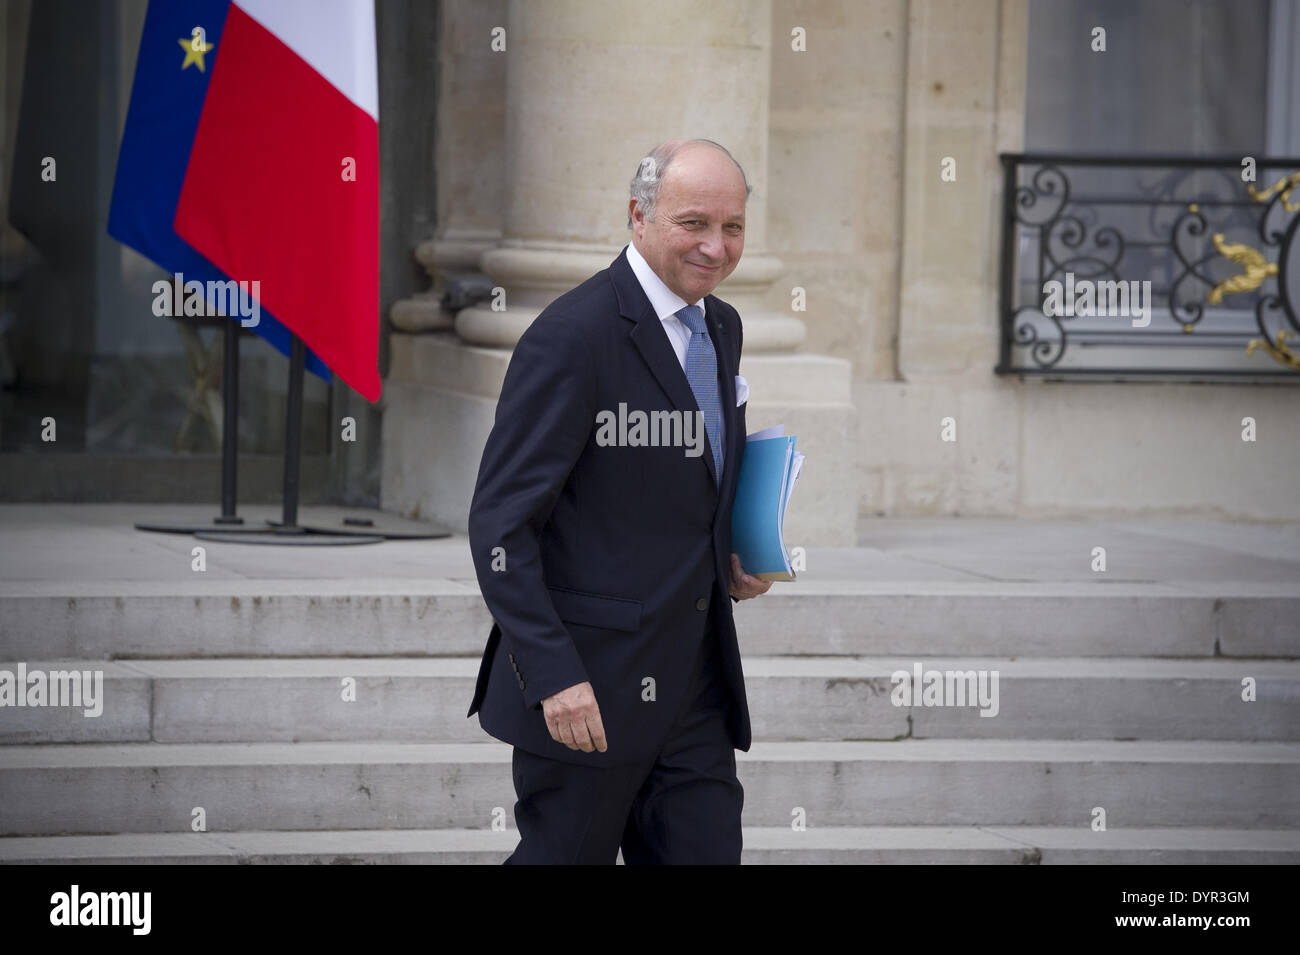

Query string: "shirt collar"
[[625, 241, 706, 321]]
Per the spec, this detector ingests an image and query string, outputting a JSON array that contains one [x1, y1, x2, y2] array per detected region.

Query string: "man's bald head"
[[627, 140, 750, 302], [628, 139, 751, 229]]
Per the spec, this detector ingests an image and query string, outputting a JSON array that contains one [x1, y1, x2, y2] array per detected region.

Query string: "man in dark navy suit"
[[467, 138, 771, 864]]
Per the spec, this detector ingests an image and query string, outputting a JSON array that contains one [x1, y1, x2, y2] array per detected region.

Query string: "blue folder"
[[730, 429, 804, 581]]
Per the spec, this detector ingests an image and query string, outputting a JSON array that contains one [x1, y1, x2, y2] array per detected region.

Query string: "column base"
[[382, 333, 857, 546], [453, 243, 808, 351]]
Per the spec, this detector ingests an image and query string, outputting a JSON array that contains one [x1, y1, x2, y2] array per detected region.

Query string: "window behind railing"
[[997, 155, 1300, 380]]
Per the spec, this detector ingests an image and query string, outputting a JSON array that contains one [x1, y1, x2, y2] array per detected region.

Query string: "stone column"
[[454, 0, 803, 351], [861, 0, 1029, 514], [390, 0, 507, 334], [385, 0, 856, 546]]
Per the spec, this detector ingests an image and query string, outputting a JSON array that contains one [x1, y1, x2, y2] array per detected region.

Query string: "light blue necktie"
[[677, 305, 723, 485]]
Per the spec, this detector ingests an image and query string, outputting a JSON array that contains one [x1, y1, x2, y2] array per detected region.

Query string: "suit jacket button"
[[518, 678, 526, 690], [696, 597, 708, 611]]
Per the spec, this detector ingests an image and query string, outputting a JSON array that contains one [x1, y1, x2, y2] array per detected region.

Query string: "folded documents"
[[730, 425, 805, 581]]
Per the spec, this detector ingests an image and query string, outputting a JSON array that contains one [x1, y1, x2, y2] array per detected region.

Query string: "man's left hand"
[[729, 553, 772, 600]]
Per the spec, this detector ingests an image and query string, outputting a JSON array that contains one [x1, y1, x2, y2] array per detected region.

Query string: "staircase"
[[1, 516, 1298, 863]]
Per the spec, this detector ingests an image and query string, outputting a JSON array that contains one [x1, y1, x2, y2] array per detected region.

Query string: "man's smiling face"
[[630, 143, 747, 303]]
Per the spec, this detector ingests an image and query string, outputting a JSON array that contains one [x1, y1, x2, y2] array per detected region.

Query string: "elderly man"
[[466, 139, 771, 865]]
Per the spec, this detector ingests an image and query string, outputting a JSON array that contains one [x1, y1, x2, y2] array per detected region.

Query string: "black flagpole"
[[214, 316, 243, 524], [277, 331, 305, 533]]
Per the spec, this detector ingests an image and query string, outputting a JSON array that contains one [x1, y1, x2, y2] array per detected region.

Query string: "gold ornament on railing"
[[1246, 329, 1300, 369], [1205, 170, 1300, 371], [1206, 234, 1277, 304], [1246, 171, 1300, 212]]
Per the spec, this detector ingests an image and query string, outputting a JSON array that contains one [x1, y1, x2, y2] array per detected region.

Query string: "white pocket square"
[[734, 374, 749, 406]]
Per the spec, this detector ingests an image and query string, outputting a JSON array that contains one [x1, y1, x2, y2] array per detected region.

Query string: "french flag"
[[109, 0, 381, 402]]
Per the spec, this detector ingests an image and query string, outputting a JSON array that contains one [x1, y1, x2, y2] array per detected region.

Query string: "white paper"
[[746, 424, 784, 442]]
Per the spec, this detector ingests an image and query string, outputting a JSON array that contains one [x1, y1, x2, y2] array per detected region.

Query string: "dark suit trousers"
[[504, 614, 744, 865]]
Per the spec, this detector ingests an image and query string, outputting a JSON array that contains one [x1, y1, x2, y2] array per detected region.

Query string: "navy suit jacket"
[[466, 244, 752, 767]]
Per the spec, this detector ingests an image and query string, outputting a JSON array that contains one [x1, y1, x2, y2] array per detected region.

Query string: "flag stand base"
[[135, 326, 450, 545]]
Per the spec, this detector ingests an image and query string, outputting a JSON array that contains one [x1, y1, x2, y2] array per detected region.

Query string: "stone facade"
[[384, 0, 1300, 536]]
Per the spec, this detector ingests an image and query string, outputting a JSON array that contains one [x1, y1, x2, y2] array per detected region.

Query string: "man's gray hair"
[[627, 139, 752, 229]]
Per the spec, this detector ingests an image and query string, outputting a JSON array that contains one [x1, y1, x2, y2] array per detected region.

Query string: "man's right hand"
[[541, 681, 608, 753]]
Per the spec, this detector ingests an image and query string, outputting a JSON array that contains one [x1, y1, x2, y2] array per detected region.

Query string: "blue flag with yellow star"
[[108, 0, 330, 382]]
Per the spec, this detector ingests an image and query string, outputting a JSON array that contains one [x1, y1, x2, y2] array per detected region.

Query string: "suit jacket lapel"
[[706, 295, 738, 480], [706, 296, 737, 441], [705, 295, 741, 528]]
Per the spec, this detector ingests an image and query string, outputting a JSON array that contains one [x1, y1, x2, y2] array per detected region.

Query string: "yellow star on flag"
[[178, 35, 215, 72]]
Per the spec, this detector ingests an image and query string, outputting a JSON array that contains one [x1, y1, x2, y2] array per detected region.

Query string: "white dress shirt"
[[625, 240, 706, 371], [624, 241, 725, 466]]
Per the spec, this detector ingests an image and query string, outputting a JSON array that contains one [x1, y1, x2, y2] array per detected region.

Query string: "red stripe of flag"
[[175, 2, 380, 401]]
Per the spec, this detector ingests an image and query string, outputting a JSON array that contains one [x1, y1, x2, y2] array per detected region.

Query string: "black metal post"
[[215, 318, 242, 523], [281, 332, 304, 529], [995, 155, 1016, 375]]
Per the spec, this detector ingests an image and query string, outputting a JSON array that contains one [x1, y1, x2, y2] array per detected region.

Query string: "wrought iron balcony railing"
[[997, 154, 1300, 380]]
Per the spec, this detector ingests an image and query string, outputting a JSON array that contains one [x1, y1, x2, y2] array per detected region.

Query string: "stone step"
[[1, 825, 1296, 864], [2, 739, 1296, 835], [2, 580, 1293, 659], [3, 657, 1298, 744]]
